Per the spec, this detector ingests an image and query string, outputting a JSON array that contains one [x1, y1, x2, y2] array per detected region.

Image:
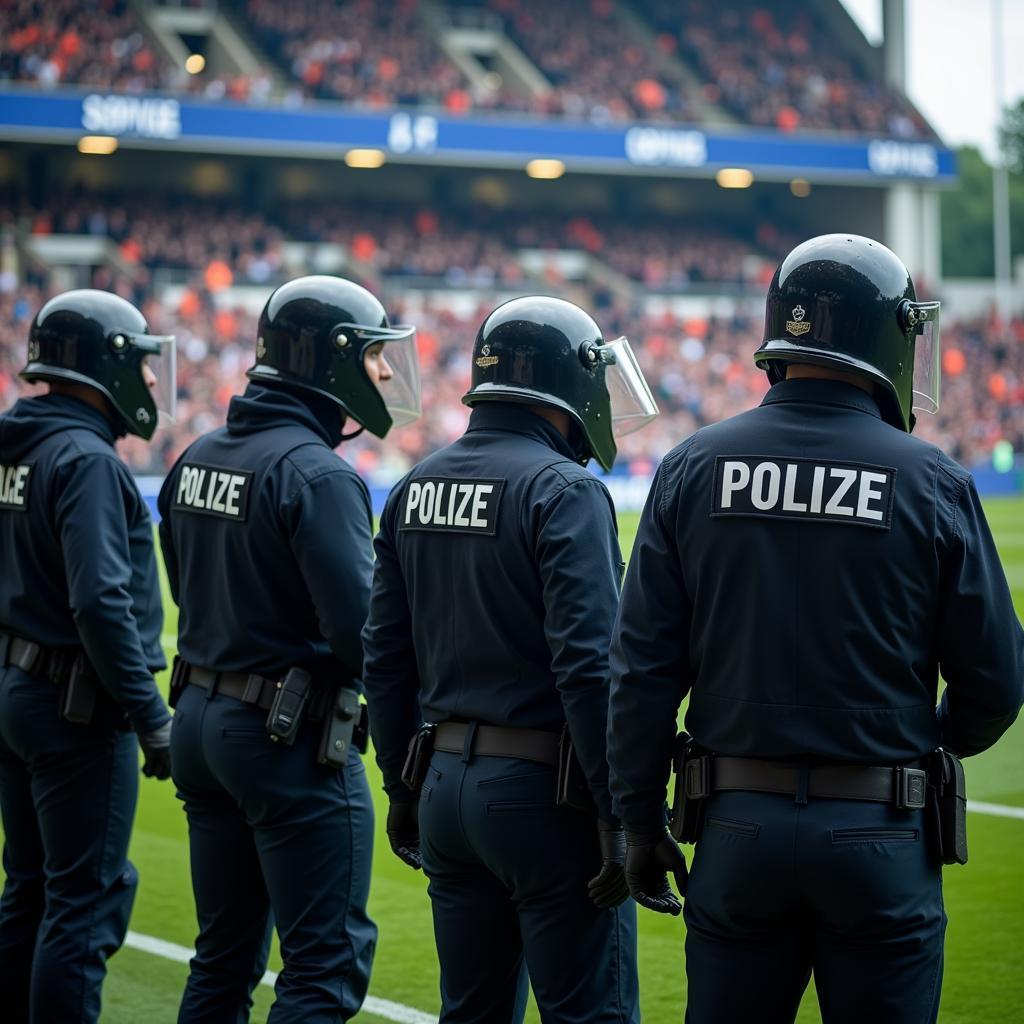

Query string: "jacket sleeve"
[[55, 454, 171, 734], [608, 459, 693, 833], [936, 472, 1024, 756], [157, 467, 180, 605], [533, 475, 622, 822], [283, 467, 374, 679], [362, 485, 422, 802]]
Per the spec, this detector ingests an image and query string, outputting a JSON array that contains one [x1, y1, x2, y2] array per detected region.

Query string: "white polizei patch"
[[124, 932, 439, 1023]]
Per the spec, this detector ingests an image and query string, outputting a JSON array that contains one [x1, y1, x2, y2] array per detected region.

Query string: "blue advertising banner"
[[0, 87, 956, 184]]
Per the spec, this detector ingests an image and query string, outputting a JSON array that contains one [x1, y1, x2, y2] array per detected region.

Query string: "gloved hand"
[[386, 800, 421, 870], [138, 722, 173, 780], [624, 830, 688, 915], [587, 820, 630, 909]]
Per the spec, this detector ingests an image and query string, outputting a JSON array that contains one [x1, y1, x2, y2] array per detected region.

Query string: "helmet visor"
[[603, 337, 659, 437], [134, 334, 177, 423], [910, 302, 941, 416], [362, 324, 422, 429]]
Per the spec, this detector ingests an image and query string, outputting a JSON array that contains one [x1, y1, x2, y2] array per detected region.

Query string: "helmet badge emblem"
[[256, 337, 267, 359], [136, 408, 151, 424], [475, 343, 499, 369], [786, 304, 812, 336], [27, 340, 39, 361]]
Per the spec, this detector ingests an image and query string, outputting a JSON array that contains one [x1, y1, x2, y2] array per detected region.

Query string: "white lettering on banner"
[[0, 464, 31, 509], [401, 477, 505, 535], [388, 113, 438, 153], [712, 456, 897, 529], [624, 127, 707, 167], [867, 140, 938, 178], [81, 94, 181, 139], [173, 463, 252, 520]]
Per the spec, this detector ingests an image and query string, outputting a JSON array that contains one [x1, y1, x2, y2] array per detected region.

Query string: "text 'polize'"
[[711, 456, 896, 529], [172, 463, 253, 521], [400, 477, 506, 535], [0, 463, 31, 510]]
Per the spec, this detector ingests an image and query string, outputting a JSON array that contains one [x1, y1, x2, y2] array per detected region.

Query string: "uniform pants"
[[0, 665, 139, 1024], [683, 790, 946, 1024], [171, 685, 377, 1024], [420, 750, 639, 1024]]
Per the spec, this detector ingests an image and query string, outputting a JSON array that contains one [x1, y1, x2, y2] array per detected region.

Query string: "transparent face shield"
[[602, 336, 659, 436], [354, 323, 422, 428], [908, 301, 941, 416], [134, 334, 177, 422]]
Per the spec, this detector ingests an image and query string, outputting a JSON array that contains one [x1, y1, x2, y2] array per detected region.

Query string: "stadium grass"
[[6, 497, 1024, 1022]]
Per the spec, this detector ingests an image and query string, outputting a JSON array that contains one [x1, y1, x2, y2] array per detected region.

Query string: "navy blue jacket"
[[0, 393, 169, 733], [609, 379, 1024, 833], [362, 403, 624, 820], [158, 384, 373, 682]]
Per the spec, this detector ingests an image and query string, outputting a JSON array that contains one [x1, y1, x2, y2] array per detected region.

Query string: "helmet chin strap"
[[340, 425, 365, 441]]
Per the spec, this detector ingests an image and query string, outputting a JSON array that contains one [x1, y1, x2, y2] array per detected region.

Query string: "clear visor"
[[910, 302, 941, 416], [361, 325, 422, 429], [603, 337, 659, 437], [135, 334, 177, 422]]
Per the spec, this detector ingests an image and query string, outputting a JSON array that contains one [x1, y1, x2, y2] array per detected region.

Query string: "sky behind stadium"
[[841, 0, 1024, 158]]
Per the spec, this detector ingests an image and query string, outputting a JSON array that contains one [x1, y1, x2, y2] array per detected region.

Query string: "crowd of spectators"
[[12, 188, 787, 291], [641, 0, 934, 138], [1, 0, 936, 139], [2, 279, 1020, 482]]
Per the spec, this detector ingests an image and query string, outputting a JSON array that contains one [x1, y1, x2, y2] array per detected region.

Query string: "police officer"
[[0, 290, 175, 1023], [608, 235, 1024, 1023], [363, 296, 659, 1023], [159, 275, 421, 1023]]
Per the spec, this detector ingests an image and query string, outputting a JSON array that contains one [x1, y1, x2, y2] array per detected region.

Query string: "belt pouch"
[[266, 666, 312, 745], [927, 749, 968, 865], [60, 653, 98, 725], [401, 723, 437, 792], [317, 687, 361, 768], [669, 732, 707, 844], [556, 724, 597, 814]]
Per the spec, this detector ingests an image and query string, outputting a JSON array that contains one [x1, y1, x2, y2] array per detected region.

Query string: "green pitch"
[[10, 498, 1024, 1022]]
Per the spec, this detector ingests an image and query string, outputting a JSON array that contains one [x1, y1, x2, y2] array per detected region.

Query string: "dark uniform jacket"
[[362, 403, 623, 820], [0, 393, 168, 733], [158, 384, 373, 682], [609, 379, 1024, 833]]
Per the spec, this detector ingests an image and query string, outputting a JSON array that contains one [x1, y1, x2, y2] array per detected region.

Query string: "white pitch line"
[[968, 800, 1024, 820], [124, 931, 438, 1024]]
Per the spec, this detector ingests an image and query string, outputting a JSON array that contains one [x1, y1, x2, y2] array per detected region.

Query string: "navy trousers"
[[0, 665, 139, 1024], [171, 684, 377, 1024], [683, 790, 946, 1024], [420, 750, 639, 1024]]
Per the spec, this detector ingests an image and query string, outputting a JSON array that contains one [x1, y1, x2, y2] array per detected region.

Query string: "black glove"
[[138, 722, 173, 780], [587, 820, 630, 909], [386, 800, 421, 870], [624, 830, 688, 915]]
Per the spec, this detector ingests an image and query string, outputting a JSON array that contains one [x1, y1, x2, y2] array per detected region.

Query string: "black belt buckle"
[[685, 754, 711, 800], [896, 767, 928, 810], [13, 639, 42, 674]]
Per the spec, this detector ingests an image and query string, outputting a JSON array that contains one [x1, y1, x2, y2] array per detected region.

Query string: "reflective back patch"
[[0, 463, 31, 511], [399, 477, 505, 535], [711, 456, 896, 529], [172, 462, 253, 521]]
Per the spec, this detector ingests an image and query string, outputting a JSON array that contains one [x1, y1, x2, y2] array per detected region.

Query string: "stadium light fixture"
[[185, 54, 206, 75], [344, 149, 387, 169], [77, 136, 119, 155], [526, 159, 565, 180], [790, 178, 812, 197], [716, 168, 753, 189]]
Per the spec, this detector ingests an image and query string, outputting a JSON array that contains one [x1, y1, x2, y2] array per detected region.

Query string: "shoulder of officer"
[[280, 442, 369, 507]]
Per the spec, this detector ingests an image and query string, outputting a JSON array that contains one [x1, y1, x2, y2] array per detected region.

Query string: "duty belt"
[[0, 632, 78, 685], [180, 662, 331, 721], [433, 721, 560, 766], [685, 755, 928, 811]]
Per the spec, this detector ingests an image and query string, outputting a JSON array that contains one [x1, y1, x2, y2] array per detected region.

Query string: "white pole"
[[992, 0, 1013, 318]]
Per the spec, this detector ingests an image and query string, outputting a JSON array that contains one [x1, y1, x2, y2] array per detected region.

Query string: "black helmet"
[[754, 234, 941, 431], [248, 275, 420, 439], [21, 289, 176, 441], [462, 296, 658, 471]]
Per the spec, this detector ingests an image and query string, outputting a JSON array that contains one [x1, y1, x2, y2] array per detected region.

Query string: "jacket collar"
[[466, 403, 580, 461], [760, 379, 883, 420]]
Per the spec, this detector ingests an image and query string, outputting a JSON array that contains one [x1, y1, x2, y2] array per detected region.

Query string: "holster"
[[401, 723, 437, 792], [59, 652, 98, 725], [926, 748, 968, 865], [669, 732, 709, 844], [265, 666, 312, 745], [556, 724, 598, 815], [317, 687, 364, 768]]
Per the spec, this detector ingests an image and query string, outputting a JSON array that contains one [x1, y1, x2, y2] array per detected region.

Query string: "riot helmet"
[[248, 275, 421, 439], [462, 296, 658, 470], [754, 234, 941, 431], [21, 289, 176, 441]]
